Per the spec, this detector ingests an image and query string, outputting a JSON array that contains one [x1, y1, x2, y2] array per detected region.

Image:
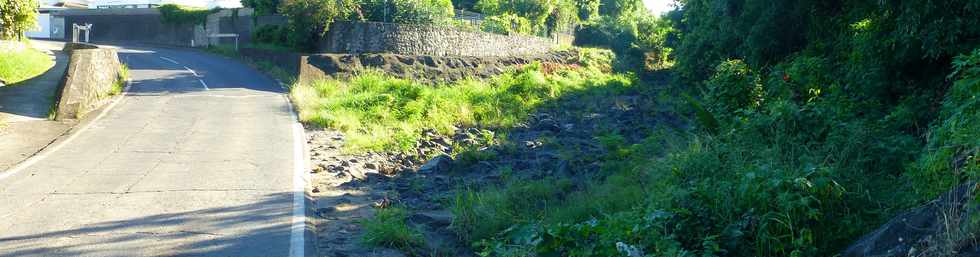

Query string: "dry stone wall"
[[240, 47, 578, 84], [320, 21, 556, 57], [55, 43, 121, 120]]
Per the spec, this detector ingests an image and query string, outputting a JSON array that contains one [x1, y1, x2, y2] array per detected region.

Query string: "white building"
[[87, 0, 242, 9]]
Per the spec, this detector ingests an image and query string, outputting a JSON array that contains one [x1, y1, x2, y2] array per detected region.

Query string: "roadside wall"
[[206, 9, 259, 46], [54, 8, 197, 46], [320, 21, 556, 57], [55, 43, 121, 120], [240, 47, 577, 84]]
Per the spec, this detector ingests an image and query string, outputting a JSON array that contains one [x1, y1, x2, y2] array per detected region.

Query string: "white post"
[[72, 23, 93, 43]]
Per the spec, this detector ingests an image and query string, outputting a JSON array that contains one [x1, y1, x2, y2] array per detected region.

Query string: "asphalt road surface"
[[0, 45, 313, 257]]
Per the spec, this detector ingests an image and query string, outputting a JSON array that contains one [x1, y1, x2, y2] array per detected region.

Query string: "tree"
[[598, 0, 640, 17], [0, 0, 39, 40], [241, 0, 280, 15]]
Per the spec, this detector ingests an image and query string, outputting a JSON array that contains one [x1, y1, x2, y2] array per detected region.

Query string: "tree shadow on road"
[[0, 192, 314, 257]]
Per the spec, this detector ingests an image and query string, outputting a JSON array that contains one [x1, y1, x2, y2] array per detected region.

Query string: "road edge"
[[0, 77, 132, 181], [280, 79, 315, 257]]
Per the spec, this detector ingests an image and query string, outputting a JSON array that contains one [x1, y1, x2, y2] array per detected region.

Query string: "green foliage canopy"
[[241, 0, 280, 15], [158, 4, 216, 25], [277, 0, 455, 51], [0, 0, 39, 40]]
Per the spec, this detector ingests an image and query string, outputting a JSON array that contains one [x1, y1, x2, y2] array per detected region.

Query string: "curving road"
[[0, 45, 312, 256]]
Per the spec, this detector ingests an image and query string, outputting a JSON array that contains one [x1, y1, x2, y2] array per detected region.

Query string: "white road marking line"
[[279, 78, 308, 257], [197, 78, 209, 91], [0, 78, 133, 181], [173, 94, 267, 98], [287, 94, 309, 257], [183, 66, 201, 77], [160, 56, 179, 64]]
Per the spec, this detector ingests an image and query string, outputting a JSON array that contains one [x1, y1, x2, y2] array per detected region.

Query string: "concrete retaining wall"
[[55, 8, 198, 46], [320, 21, 556, 57], [55, 43, 121, 120]]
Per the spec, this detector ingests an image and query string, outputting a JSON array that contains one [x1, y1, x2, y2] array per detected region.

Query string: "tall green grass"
[[360, 207, 424, 252], [0, 42, 54, 85], [289, 63, 631, 153]]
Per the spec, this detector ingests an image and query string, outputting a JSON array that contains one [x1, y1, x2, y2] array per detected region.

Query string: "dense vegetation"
[[281, 0, 980, 256], [446, 0, 980, 256], [0, 0, 39, 40]]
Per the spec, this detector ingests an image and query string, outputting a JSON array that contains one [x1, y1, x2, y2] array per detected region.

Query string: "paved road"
[[0, 40, 73, 171], [0, 45, 312, 256]]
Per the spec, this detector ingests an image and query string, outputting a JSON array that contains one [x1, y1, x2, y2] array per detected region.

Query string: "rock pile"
[[844, 182, 979, 257]]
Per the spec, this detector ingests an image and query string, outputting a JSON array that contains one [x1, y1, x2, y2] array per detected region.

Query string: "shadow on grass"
[[0, 46, 66, 120]]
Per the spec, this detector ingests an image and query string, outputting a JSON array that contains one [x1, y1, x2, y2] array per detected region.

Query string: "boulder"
[[843, 182, 979, 257], [418, 155, 452, 173]]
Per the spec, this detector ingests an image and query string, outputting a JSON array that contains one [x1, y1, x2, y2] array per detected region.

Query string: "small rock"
[[418, 155, 452, 173], [524, 141, 542, 149], [312, 165, 325, 173], [364, 163, 377, 170], [410, 210, 454, 227], [312, 187, 321, 193]]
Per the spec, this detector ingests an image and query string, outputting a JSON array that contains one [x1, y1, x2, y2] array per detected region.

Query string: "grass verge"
[[0, 41, 54, 85], [289, 62, 631, 153]]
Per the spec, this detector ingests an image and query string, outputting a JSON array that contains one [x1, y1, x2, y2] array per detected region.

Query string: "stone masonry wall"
[[240, 47, 578, 84], [55, 43, 121, 120], [320, 21, 556, 57]]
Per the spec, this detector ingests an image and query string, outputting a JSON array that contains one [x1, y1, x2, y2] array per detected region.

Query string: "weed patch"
[[360, 207, 425, 252], [290, 63, 632, 153]]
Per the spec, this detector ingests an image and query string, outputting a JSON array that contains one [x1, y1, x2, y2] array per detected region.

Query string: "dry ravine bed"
[[302, 77, 682, 256]]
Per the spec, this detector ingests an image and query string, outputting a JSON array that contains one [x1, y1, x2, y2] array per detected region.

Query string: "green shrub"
[[158, 4, 215, 25], [703, 59, 762, 119], [360, 207, 424, 251], [908, 49, 980, 198], [252, 25, 289, 46], [475, 0, 578, 36], [111, 64, 129, 95], [241, 0, 280, 15], [479, 13, 533, 35], [450, 178, 574, 243], [576, 47, 614, 73], [573, 13, 675, 72], [279, 0, 359, 51], [361, 0, 455, 24], [0, 0, 39, 39], [279, 0, 455, 51]]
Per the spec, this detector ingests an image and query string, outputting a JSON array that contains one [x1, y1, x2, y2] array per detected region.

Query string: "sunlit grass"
[[0, 42, 54, 85], [289, 63, 632, 153]]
